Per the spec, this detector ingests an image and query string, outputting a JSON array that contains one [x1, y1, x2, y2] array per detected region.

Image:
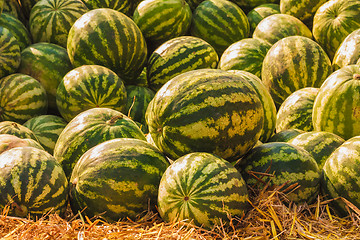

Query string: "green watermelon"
[[185, 0, 205, 10], [56, 65, 127, 122], [19, 0, 39, 18], [0, 0, 3, 14], [280, 0, 327, 27], [0, 146, 68, 218], [0, 13, 31, 51], [158, 152, 249, 229], [0, 134, 44, 154], [229, 70, 276, 143], [146, 69, 264, 162], [218, 38, 271, 79], [276, 87, 319, 132], [288, 131, 345, 168], [0, 26, 21, 79], [321, 136, 360, 216], [67, 8, 147, 84], [125, 85, 155, 127], [247, 3, 280, 34], [262, 36, 332, 108], [3, 0, 26, 23], [23, 115, 67, 154], [18, 42, 73, 111], [190, 0, 250, 55], [312, 65, 360, 140], [147, 36, 219, 91], [29, 0, 88, 48], [70, 138, 170, 222], [312, 0, 360, 60], [231, 0, 279, 13], [0, 73, 48, 123], [236, 142, 320, 204], [333, 28, 360, 71], [53, 107, 146, 178], [0, 121, 39, 142], [133, 0, 192, 48], [253, 13, 312, 46], [267, 129, 305, 143], [81, 0, 131, 15]]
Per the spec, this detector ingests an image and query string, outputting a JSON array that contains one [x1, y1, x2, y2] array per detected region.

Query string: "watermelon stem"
[[354, 74, 360, 80]]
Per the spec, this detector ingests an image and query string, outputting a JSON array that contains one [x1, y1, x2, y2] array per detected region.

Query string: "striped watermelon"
[[81, 0, 131, 16], [313, 0, 360, 60], [236, 142, 320, 203], [321, 136, 360, 216], [29, 0, 88, 48], [56, 65, 127, 122], [0, 134, 44, 154], [19, 0, 39, 18], [218, 38, 271, 79], [3, 0, 26, 23], [288, 131, 345, 168], [280, 0, 327, 27], [190, 0, 250, 55], [312, 65, 360, 140], [70, 138, 170, 222], [0, 13, 31, 51], [67, 8, 147, 84], [145, 69, 264, 162], [24, 115, 67, 154], [0, 27, 21, 79], [333, 28, 360, 71], [276, 87, 319, 132], [253, 14, 312, 46], [267, 129, 305, 143], [0, 121, 39, 142], [262, 36, 332, 108], [125, 85, 155, 127], [230, 70, 276, 143], [231, 0, 279, 13], [0, 74, 48, 123], [147, 36, 219, 91], [133, 0, 192, 48], [18, 42, 73, 111], [0, 146, 68, 218], [158, 152, 249, 228], [53, 107, 146, 178], [185, 0, 205, 10], [247, 3, 280, 34]]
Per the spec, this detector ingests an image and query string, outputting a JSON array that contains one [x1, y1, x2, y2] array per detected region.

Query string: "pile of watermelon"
[[0, 0, 360, 229]]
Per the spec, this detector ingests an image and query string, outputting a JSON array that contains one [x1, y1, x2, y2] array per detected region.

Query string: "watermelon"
[[0, 146, 68, 218], [56, 65, 127, 122], [312, 0, 360, 60], [18, 42, 73, 111], [145, 69, 264, 162], [229, 70, 276, 143], [247, 3, 280, 34], [0, 134, 44, 154], [53, 107, 146, 178], [276, 87, 319, 132], [218, 38, 271, 79], [267, 129, 305, 143], [312, 64, 360, 140], [19, 0, 39, 18], [0, 13, 31, 51], [158, 152, 249, 229], [2, 0, 26, 23], [24, 115, 67, 154], [0, 0, 3, 14], [288, 131, 345, 168], [190, 0, 250, 55], [125, 85, 155, 127], [67, 8, 147, 84], [29, 0, 88, 48], [0, 27, 21, 79], [321, 136, 360, 216], [262, 36, 332, 108], [81, 0, 131, 15], [333, 28, 360, 71], [231, 0, 279, 13], [185, 0, 205, 10], [0, 73, 48, 123], [133, 0, 192, 48], [280, 0, 327, 27], [253, 13, 312, 46], [69, 138, 170, 222], [236, 142, 320, 204], [0, 121, 39, 142], [147, 36, 219, 91]]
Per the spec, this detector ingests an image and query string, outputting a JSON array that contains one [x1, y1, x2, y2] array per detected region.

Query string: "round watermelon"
[[247, 3, 280, 34], [333, 28, 360, 71], [0, 134, 44, 154], [0, 26, 21, 79], [81, 0, 131, 15]]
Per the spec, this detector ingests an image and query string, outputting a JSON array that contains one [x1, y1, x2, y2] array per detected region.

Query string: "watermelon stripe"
[[0, 13, 31, 51], [0, 27, 20, 78]]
